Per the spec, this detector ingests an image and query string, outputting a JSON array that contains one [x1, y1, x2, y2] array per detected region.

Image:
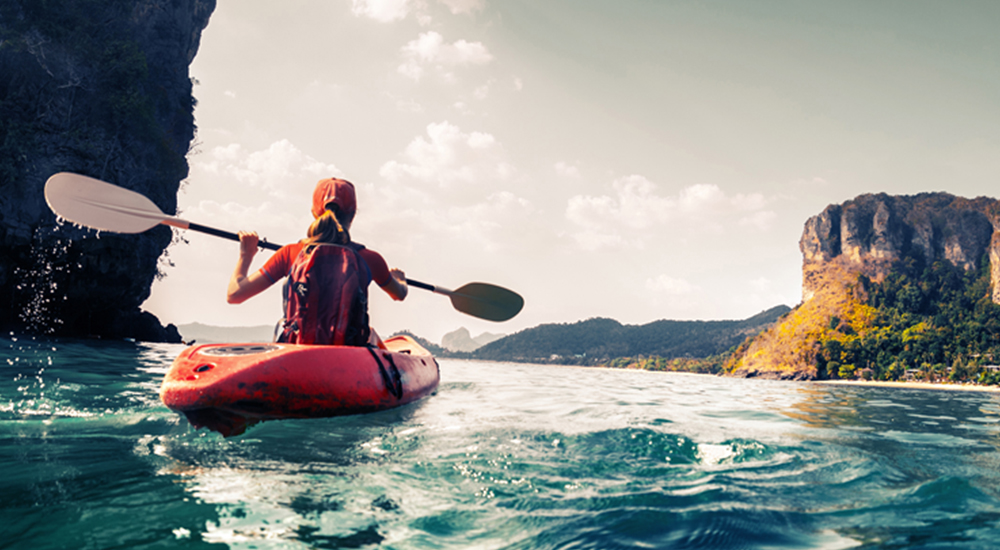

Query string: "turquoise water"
[[5, 337, 1000, 549]]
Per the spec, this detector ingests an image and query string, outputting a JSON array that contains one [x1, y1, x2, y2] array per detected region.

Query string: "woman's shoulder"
[[355, 245, 385, 261]]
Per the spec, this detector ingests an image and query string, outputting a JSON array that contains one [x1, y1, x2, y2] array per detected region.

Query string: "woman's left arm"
[[381, 268, 408, 301]]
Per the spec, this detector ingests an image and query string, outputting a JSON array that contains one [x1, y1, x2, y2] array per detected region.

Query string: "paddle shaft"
[[182, 220, 444, 291], [43, 171, 521, 319], [183, 222, 282, 251]]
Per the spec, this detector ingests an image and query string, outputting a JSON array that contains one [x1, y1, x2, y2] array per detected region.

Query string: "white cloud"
[[645, 275, 699, 295], [395, 97, 424, 113], [195, 140, 341, 200], [363, 123, 530, 256], [566, 175, 672, 230], [677, 183, 724, 212], [739, 210, 777, 230], [397, 31, 493, 81], [184, 199, 292, 234], [351, 0, 414, 22], [441, 191, 533, 250], [513, 77, 523, 91], [397, 61, 424, 81], [438, 0, 484, 14], [379, 121, 514, 188], [555, 161, 580, 178], [565, 176, 776, 250]]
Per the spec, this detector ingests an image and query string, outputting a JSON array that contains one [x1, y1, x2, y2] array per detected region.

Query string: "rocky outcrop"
[[728, 192, 1000, 379], [441, 327, 505, 352], [0, 0, 215, 341], [800, 193, 1000, 303]]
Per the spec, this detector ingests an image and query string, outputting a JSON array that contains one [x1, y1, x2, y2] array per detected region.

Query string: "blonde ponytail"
[[304, 210, 349, 245]]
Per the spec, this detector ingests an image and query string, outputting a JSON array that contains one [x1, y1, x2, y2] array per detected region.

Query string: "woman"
[[227, 177, 407, 346]]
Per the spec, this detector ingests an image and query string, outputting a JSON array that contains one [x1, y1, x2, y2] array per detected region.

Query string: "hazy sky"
[[143, 0, 1000, 343]]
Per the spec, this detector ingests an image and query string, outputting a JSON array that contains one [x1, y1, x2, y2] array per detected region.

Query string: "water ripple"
[[6, 343, 1000, 548]]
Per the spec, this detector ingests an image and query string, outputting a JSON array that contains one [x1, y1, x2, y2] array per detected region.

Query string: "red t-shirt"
[[259, 242, 392, 287]]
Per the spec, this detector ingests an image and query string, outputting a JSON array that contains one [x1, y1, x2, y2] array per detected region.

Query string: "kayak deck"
[[160, 334, 439, 435]]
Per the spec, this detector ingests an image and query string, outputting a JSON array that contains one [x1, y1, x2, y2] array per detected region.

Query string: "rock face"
[[728, 192, 1000, 379], [0, 0, 216, 341], [800, 193, 1000, 303]]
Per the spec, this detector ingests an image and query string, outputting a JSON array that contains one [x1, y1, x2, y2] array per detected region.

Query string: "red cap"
[[311, 178, 357, 219]]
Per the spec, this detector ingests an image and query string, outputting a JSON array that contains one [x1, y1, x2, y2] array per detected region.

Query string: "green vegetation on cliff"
[[815, 255, 1000, 383], [604, 355, 725, 375], [727, 253, 1000, 383]]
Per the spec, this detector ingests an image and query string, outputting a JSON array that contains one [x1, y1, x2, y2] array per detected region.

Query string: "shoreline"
[[444, 357, 1000, 392], [810, 378, 1000, 393]]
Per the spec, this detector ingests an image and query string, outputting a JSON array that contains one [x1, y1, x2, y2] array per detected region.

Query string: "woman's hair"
[[330, 203, 355, 231], [304, 208, 350, 245]]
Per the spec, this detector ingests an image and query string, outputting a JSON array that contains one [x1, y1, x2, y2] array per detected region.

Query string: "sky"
[[142, 0, 1000, 344]]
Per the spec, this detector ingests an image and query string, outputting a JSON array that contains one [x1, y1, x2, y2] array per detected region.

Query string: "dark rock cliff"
[[0, 0, 215, 341]]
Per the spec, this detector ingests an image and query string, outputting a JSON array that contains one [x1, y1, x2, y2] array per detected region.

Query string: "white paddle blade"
[[44, 172, 170, 234]]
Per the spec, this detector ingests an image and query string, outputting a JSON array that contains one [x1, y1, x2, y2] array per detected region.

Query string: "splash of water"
[[15, 230, 74, 335]]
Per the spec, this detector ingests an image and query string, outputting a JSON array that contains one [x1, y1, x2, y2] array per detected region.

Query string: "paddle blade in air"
[[449, 283, 524, 322], [44, 172, 167, 233]]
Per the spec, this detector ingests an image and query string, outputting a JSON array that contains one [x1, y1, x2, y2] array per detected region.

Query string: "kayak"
[[160, 334, 440, 436]]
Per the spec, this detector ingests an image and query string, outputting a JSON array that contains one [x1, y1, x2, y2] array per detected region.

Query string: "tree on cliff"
[[813, 255, 1000, 383], [0, 0, 215, 341]]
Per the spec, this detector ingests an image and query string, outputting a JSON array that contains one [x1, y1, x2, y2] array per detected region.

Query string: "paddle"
[[44, 172, 524, 322]]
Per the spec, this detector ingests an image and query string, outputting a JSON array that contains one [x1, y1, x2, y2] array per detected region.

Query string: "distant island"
[[460, 306, 790, 370], [725, 192, 1000, 385]]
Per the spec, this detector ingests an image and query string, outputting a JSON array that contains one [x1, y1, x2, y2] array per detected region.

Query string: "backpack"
[[277, 243, 372, 346]]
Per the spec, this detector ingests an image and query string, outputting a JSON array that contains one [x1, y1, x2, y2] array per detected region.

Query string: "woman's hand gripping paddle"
[[44, 172, 524, 322]]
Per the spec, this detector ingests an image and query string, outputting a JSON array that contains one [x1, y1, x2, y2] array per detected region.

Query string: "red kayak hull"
[[160, 335, 439, 435]]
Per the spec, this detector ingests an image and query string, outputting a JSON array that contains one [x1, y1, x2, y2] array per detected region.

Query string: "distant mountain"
[[471, 305, 791, 365], [441, 327, 506, 352], [177, 322, 276, 344]]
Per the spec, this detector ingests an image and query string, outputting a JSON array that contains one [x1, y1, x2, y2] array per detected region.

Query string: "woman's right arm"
[[227, 231, 275, 304]]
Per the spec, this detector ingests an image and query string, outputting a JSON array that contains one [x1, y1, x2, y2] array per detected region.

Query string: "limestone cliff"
[[0, 0, 215, 341], [728, 193, 1000, 379]]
